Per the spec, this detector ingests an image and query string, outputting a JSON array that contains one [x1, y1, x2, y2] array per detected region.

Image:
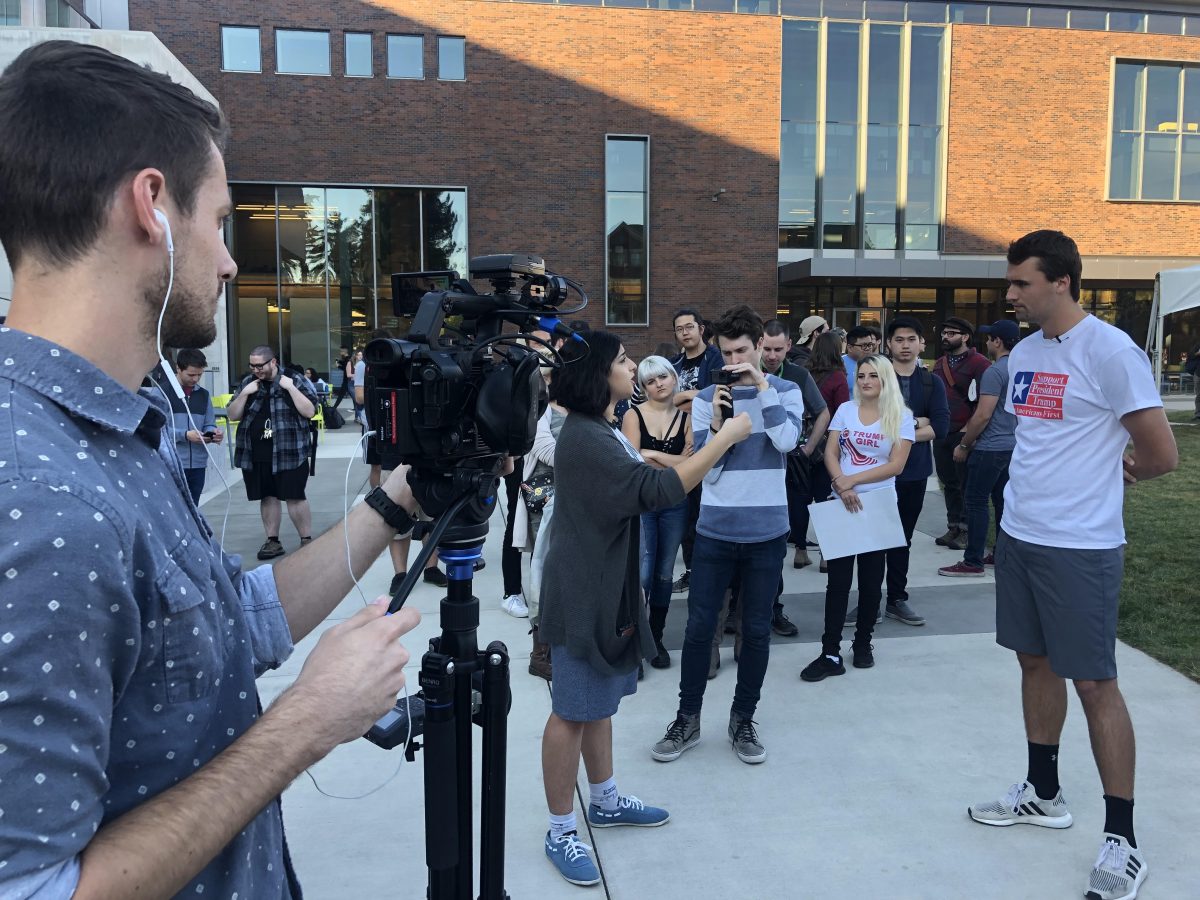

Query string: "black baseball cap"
[[978, 320, 1020, 343]]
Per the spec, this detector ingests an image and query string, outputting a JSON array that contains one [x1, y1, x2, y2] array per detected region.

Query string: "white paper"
[[809, 485, 906, 560]]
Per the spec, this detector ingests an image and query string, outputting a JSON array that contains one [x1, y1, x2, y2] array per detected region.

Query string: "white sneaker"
[[1086, 833, 1147, 900], [501, 593, 529, 618], [968, 780, 1073, 828]]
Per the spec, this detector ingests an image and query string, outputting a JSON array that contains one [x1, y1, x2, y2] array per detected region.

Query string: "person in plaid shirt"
[[227, 344, 319, 560]]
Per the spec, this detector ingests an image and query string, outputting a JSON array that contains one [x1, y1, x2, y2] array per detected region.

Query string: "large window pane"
[[1145, 66, 1181, 133], [438, 36, 465, 80], [230, 185, 279, 376], [909, 27, 944, 127], [1184, 69, 1200, 134], [1180, 135, 1200, 201], [345, 33, 372, 77], [1141, 133, 1178, 199], [1, 0, 20, 26], [823, 124, 859, 247], [275, 30, 330, 76], [906, 125, 940, 249], [987, 5, 1028, 26], [907, 2, 947, 23], [737, 0, 779, 14], [1187, 17, 1200, 36], [1112, 63, 1144, 132], [387, 35, 424, 79], [868, 24, 902, 125], [1068, 9, 1106, 30], [606, 138, 648, 325], [866, 0, 904, 20], [826, 23, 861, 123], [949, 3, 987, 24], [422, 190, 468, 275], [780, 121, 818, 245], [1028, 6, 1067, 28], [865, 125, 899, 248], [326, 189, 372, 360], [280, 284, 329, 376], [782, 19, 820, 121], [277, 187, 326, 286], [823, 0, 862, 18], [1109, 132, 1141, 199], [374, 189, 422, 328], [693, 0, 736, 9], [1146, 14, 1183, 36], [222, 26, 261, 72], [1108, 12, 1145, 34], [780, 0, 823, 13]]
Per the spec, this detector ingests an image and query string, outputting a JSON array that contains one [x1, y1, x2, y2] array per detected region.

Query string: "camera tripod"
[[367, 469, 511, 900]]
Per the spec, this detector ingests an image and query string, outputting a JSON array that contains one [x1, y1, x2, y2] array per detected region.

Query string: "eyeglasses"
[[941, 330, 965, 338], [851, 341, 879, 350], [674, 323, 698, 334], [248, 360, 274, 370]]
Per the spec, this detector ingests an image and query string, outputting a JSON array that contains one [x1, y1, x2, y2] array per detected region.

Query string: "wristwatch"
[[364, 487, 415, 534]]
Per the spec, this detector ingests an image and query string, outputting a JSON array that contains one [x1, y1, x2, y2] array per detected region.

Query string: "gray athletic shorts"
[[994, 530, 1123, 681]]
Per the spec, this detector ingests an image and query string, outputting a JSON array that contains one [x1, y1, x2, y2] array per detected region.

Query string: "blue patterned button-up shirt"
[[0, 328, 296, 898]]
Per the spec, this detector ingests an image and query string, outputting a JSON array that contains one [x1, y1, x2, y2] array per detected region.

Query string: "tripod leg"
[[479, 642, 510, 900], [420, 651, 461, 898]]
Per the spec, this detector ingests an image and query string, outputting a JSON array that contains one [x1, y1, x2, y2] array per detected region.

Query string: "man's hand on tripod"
[[274, 599, 421, 757]]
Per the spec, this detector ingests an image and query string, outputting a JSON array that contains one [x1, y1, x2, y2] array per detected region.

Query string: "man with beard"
[[0, 42, 423, 899], [226, 345, 320, 560], [931, 316, 990, 551]]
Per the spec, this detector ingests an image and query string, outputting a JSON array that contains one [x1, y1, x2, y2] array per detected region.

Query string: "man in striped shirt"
[[652, 305, 805, 767]]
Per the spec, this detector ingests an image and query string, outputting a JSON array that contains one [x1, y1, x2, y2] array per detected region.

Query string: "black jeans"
[[501, 469, 523, 596], [884, 479, 927, 604], [680, 482, 703, 571], [933, 430, 967, 529], [785, 451, 813, 546], [822, 550, 886, 655]]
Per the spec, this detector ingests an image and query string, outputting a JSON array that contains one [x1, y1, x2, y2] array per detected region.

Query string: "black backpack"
[[323, 404, 345, 430]]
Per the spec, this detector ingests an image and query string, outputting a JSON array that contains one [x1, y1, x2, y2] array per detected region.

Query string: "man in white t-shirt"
[[968, 231, 1177, 900]]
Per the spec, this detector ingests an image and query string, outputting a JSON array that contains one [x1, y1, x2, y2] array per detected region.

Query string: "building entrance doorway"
[[832, 307, 885, 334]]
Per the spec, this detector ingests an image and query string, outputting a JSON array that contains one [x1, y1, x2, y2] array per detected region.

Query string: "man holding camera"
[[0, 42, 422, 900], [653, 305, 804, 766], [171, 347, 223, 505], [227, 345, 320, 560]]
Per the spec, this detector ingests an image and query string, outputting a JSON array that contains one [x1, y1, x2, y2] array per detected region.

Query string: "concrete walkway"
[[198, 426, 1199, 899]]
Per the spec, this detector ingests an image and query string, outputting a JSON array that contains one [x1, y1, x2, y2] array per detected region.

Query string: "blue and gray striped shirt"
[[692, 375, 805, 543]]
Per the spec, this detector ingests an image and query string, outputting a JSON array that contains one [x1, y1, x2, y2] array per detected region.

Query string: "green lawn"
[[1119, 410, 1200, 682]]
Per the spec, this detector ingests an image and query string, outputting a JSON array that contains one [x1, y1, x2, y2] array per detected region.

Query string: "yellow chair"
[[310, 403, 325, 431]]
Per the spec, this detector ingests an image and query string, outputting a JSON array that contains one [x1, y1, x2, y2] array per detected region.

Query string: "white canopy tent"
[[1147, 264, 1200, 389]]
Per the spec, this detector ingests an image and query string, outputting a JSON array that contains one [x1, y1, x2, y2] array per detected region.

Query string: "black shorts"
[[243, 461, 310, 502]]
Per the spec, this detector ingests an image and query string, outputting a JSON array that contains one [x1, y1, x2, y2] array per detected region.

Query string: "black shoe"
[[473, 558, 486, 571], [724, 619, 737, 635], [852, 644, 875, 669], [423, 566, 448, 587], [771, 608, 799, 637], [257, 538, 285, 560], [651, 640, 671, 669], [389, 572, 407, 597], [672, 571, 690, 593], [800, 653, 846, 683]]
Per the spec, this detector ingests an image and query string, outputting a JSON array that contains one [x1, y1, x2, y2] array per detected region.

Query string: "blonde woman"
[[801, 355, 914, 681]]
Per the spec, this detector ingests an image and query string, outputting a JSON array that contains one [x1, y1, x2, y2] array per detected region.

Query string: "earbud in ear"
[[153, 209, 174, 253]]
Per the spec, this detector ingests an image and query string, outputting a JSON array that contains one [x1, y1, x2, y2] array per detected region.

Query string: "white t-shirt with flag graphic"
[[1002, 314, 1162, 550], [828, 401, 915, 493]]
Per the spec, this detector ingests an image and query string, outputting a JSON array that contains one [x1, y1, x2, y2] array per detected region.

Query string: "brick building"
[[70, 0, 1200, 378]]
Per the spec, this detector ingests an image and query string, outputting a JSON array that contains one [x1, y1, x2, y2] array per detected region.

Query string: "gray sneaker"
[[651, 712, 700, 762], [968, 780, 1072, 829], [885, 600, 926, 626], [844, 605, 884, 626], [728, 713, 766, 764]]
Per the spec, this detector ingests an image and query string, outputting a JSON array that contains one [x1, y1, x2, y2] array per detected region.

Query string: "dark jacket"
[[897, 367, 949, 482], [670, 343, 724, 393]]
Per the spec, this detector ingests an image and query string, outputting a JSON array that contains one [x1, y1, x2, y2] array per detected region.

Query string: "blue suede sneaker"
[[544, 830, 601, 886], [587, 795, 671, 828]]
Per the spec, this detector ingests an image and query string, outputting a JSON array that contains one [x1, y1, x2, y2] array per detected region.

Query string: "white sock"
[[548, 811, 576, 841], [589, 777, 619, 811]]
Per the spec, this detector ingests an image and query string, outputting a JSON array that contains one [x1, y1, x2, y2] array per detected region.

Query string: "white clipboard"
[[809, 485, 906, 560]]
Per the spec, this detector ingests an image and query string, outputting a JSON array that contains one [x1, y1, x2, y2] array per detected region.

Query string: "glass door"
[[832, 307, 885, 332]]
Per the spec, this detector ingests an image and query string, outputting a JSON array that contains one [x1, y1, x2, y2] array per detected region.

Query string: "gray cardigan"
[[538, 412, 687, 676]]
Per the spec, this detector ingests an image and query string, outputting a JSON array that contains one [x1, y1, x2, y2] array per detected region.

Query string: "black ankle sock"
[[1103, 795, 1136, 847], [267, 535, 279, 541], [1026, 741, 1060, 799]]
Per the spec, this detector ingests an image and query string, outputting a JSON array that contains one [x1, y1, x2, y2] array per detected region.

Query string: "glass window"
[[1107, 12, 1145, 33], [422, 190, 468, 274], [949, 3, 987, 24], [867, 24, 902, 125], [780, 0, 823, 13], [1145, 66, 1181, 134], [737, 0, 779, 13], [1109, 131, 1141, 199], [1141, 133, 1178, 200], [906, 125, 941, 248], [1112, 62, 1144, 133], [1183, 69, 1200, 133], [1187, 17, 1200, 37], [908, 26, 944, 127], [865, 25, 902, 251], [374, 188, 422, 325], [824, 124, 858, 247], [693, 0, 737, 9], [438, 36, 465, 80], [1068, 9, 1106, 30], [866, 0, 904, 20], [605, 138, 649, 326], [1028, 6, 1067, 28], [907, 2, 947, 23], [229, 185, 280, 371], [276, 30, 331, 76], [45, 0, 77, 27], [1146, 14, 1183, 36], [826, 22, 860, 124], [325, 188, 373, 354], [345, 33, 372, 77], [782, 19, 820, 121], [1180, 135, 1200, 201], [780, 121, 819, 246], [222, 26, 261, 72], [2, 0, 21, 26], [387, 34, 424, 79], [987, 5, 1028, 26], [823, 0, 862, 18], [607, 0, 650, 6]]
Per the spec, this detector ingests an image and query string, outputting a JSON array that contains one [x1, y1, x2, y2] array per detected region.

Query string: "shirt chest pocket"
[[156, 555, 226, 704]]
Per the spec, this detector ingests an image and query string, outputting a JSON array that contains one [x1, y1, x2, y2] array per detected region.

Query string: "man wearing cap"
[[788, 315, 828, 367], [938, 320, 1019, 577], [931, 316, 990, 551]]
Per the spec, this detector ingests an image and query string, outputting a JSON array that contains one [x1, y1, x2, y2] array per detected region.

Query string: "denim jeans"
[[183, 467, 206, 506], [963, 449, 1010, 567], [933, 430, 967, 528], [678, 533, 788, 720], [822, 550, 886, 654], [884, 479, 927, 604], [641, 499, 689, 610]]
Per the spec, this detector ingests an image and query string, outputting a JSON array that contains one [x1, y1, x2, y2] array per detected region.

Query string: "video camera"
[[364, 254, 586, 518]]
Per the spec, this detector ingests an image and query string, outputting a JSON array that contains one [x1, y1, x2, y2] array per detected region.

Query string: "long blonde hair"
[[853, 355, 907, 444]]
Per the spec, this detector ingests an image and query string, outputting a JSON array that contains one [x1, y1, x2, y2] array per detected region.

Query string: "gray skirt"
[[549, 644, 638, 722]]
